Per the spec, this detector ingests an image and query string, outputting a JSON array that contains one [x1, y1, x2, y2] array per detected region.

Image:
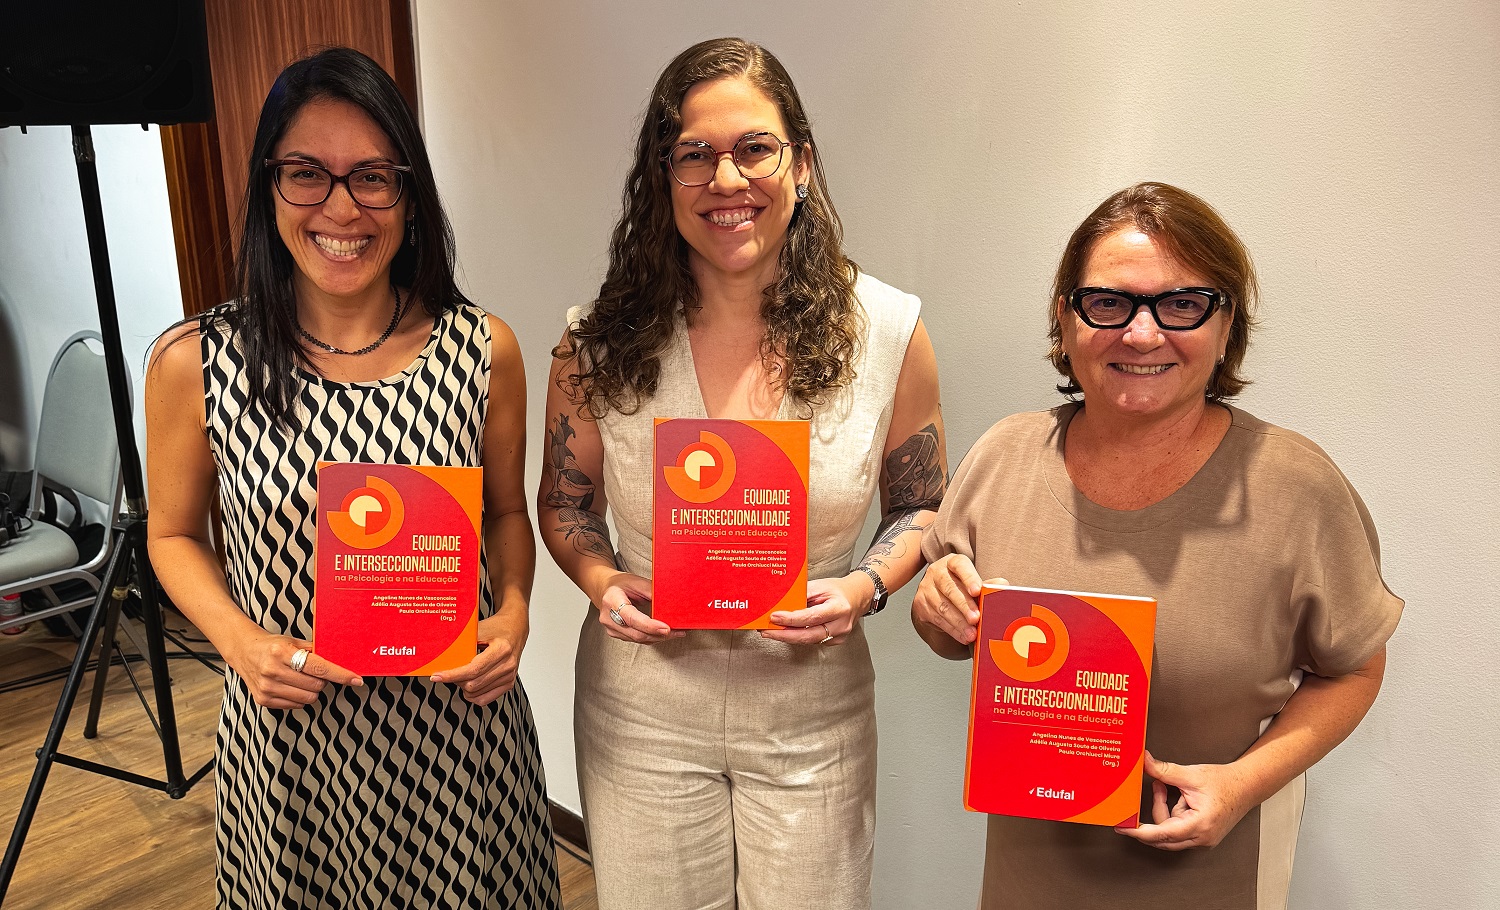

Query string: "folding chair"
[[0, 331, 121, 625]]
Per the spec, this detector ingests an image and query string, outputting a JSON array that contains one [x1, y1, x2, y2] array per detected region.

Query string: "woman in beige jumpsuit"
[[537, 38, 946, 910]]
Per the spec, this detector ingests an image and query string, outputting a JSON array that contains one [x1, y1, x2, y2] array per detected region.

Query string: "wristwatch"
[[855, 565, 889, 615]]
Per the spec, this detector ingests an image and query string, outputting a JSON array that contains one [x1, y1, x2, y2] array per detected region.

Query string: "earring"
[[1061, 353, 1071, 365], [1216, 355, 1225, 365], [795, 184, 809, 200], [407, 220, 417, 247]]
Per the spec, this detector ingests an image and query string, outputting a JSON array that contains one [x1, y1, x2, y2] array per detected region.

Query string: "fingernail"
[[430, 675, 443, 683], [351, 677, 364, 687]]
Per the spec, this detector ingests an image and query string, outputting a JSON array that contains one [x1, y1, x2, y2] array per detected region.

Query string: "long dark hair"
[[195, 46, 467, 433], [557, 37, 862, 418], [1048, 182, 1259, 401]]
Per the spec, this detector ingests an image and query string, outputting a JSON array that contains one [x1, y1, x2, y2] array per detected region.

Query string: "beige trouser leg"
[[727, 631, 876, 910], [575, 617, 877, 910]]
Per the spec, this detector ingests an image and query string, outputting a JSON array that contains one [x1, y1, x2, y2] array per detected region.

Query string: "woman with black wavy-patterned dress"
[[145, 48, 561, 909]]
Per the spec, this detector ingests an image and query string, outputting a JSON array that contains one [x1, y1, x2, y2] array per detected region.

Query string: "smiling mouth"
[[704, 207, 758, 227], [313, 233, 371, 258], [1113, 363, 1172, 375]]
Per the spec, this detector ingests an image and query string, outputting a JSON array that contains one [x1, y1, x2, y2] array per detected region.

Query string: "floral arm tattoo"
[[857, 423, 946, 575], [541, 414, 619, 566]]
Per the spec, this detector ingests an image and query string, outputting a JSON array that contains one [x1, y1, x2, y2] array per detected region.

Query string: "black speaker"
[[0, 0, 213, 127]]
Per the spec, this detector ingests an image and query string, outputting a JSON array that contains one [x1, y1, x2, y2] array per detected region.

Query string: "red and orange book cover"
[[314, 462, 481, 676], [651, 418, 809, 629], [965, 586, 1157, 826]]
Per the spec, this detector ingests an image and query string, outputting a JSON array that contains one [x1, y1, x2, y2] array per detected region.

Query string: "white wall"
[[414, 2, 1498, 906], [0, 124, 184, 477]]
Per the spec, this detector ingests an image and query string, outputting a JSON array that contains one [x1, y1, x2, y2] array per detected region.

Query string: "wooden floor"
[[0, 618, 596, 909]]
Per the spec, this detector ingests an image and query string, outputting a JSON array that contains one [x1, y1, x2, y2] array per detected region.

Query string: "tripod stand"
[[0, 125, 217, 903]]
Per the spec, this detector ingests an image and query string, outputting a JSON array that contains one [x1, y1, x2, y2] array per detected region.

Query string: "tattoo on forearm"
[[857, 424, 946, 572], [858, 509, 929, 572], [885, 422, 946, 511], [556, 508, 618, 566], [543, 414, 618, 566], [542, 415, 595, 510]]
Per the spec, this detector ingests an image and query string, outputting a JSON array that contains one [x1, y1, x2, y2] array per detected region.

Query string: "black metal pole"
[[70, 125, 147, 515], [129, 532, 186, 795], [83, 567, 127, 739], [71, 125, 147, 515], [69, 125, 187, 791]]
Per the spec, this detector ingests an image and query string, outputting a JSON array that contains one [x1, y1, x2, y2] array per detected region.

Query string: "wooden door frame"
[[160, 120, 234, 319]]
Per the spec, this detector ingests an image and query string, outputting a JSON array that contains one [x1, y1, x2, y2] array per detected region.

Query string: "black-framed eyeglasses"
[[1069, 287, 1225, 330], [264, 159, 413, 209], [662, 132, 794, 187]]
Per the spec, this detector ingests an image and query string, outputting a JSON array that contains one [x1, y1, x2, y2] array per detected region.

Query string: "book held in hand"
[[651, 418, 809, 629], [314, 462, 482, 676], [965, 585, 1157, 826]]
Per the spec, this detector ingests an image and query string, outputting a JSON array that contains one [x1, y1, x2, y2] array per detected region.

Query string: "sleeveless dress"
[[200, 303, 562, 910], [569, 273, 921, 910]]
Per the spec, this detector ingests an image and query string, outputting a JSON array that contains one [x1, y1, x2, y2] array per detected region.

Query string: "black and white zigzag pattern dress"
[[200, 303, 562, 910]]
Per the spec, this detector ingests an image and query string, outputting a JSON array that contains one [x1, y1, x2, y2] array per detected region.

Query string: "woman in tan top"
[[538, 39, 945, 910], [915, 182, 1402, 909]]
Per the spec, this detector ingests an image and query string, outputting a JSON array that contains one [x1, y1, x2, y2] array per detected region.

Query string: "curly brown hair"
[[1048, 182, 1260, 401], [555, 37, 861, 418]]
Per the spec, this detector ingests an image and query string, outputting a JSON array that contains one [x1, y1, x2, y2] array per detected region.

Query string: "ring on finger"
[[289, 648, 311, 673], [608, 606, 627, 627], [819, 623, 834, 644]]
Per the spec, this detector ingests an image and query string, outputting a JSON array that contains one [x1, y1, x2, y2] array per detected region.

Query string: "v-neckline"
[[673, 311, 792, 421]]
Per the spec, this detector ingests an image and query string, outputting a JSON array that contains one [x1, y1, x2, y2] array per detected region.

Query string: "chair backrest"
[[32, 332, 121, 507]]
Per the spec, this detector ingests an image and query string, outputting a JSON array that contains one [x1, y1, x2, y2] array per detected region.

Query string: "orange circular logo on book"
[[662, 431, 737, 504], [990, 605, 1070, 682], [326, 476, 406, 549]]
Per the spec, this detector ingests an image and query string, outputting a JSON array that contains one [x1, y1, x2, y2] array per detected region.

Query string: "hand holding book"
[[1113, 751, 1254, 850], [592, 570, 683, 644], [431, 612, 525, 706], [912, 553, 1000, 656], [228, 628, 364, 710], [763, 573, 870, 646]]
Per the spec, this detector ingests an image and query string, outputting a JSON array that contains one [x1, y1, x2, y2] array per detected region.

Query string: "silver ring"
[[609, 607, 627, 627], [289, 648, 311, 673], [819, 623, 834, 644]]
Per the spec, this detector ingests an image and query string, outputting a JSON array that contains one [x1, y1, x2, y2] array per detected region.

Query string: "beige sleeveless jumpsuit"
[[571, 274, 920, 910]]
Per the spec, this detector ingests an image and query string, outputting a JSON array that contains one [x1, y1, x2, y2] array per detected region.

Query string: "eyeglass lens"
[[1074, 289, 1218, 329], [668, 133, 786, 185], [273, 163, 405, 208]]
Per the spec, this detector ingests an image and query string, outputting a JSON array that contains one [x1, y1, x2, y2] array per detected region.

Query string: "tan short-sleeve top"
[[922, 404, 1403, 910]]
